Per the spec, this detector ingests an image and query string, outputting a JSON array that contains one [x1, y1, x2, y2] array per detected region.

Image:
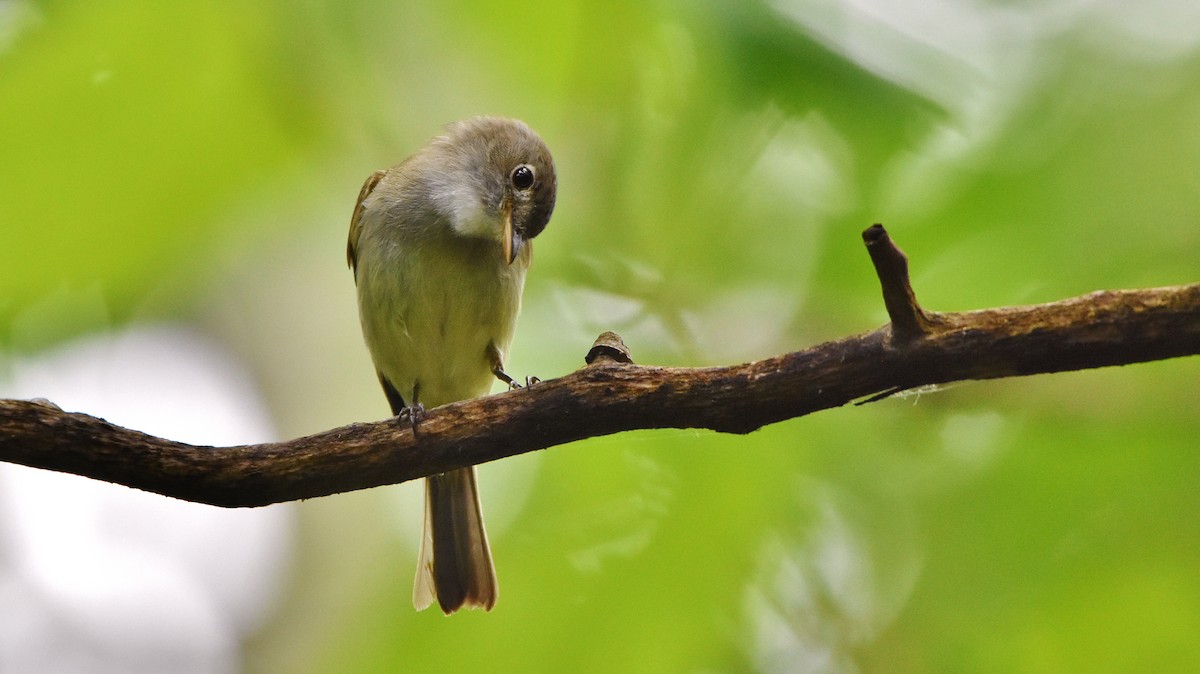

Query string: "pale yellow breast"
[[355, 216, 527, 409]]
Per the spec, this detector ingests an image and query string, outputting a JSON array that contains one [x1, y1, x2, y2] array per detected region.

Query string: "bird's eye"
[[511, 165, 535, 190]]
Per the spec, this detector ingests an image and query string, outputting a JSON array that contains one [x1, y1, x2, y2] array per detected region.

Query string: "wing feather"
[[347, 169, 387, 276]]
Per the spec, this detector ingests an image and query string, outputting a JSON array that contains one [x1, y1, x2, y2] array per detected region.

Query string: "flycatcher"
[[347, 117, 557, 613]]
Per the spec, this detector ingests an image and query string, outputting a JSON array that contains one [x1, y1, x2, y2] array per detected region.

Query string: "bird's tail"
[[413, 467, 498, 613]]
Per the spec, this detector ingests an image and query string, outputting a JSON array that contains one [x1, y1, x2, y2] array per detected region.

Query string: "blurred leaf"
[[0, 2, 317, 346]]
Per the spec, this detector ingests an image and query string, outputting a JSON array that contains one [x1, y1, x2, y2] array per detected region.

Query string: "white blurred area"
[[0, 325, 293, 674]]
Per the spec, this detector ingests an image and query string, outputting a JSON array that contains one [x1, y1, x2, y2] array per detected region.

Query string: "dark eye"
[[511, 165, 535, 190]]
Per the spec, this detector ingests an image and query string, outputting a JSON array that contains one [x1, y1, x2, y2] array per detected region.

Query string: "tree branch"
[[1, 226, 1197, 507]]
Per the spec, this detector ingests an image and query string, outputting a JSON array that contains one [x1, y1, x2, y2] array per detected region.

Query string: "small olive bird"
[[346, 117, 557, 613]]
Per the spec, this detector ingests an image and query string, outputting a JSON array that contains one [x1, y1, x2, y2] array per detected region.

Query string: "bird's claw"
[[395, 403, 426, 431], [492, 354, 541, 390], [504, 375, 541, 391]]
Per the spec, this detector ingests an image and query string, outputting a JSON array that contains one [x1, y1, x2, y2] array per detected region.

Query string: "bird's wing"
[[347, 169, 387, 276]]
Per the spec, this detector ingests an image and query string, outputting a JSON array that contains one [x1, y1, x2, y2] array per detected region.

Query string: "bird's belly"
[[379, 311, 496, 407], [357, 243, 523, 409]]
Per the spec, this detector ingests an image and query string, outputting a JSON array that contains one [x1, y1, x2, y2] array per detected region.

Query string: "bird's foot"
[[497, 370, 541, 391], [492, 364, 518, 390], [395, 403, 426, 431], [492, 351, 541, 390]]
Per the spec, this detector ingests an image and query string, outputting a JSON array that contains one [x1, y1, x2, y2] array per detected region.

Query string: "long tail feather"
[[413, 467, 497, 613]]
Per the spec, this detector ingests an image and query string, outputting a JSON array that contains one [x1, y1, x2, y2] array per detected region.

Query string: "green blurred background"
[[1, 0, 1198, 671]]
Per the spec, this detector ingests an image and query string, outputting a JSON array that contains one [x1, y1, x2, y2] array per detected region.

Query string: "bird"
[[346, 117, 557, 613]]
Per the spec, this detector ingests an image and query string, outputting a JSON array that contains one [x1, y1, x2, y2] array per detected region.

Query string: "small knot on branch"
[[862, 224, 939, 341], [585, 332, 633, 365]]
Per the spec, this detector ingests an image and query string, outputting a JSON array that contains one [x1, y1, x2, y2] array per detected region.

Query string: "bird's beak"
[[502, 200, 523, 265]]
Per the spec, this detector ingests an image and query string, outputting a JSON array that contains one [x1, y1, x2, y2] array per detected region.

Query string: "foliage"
[[1, 0, 1197, 671]]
